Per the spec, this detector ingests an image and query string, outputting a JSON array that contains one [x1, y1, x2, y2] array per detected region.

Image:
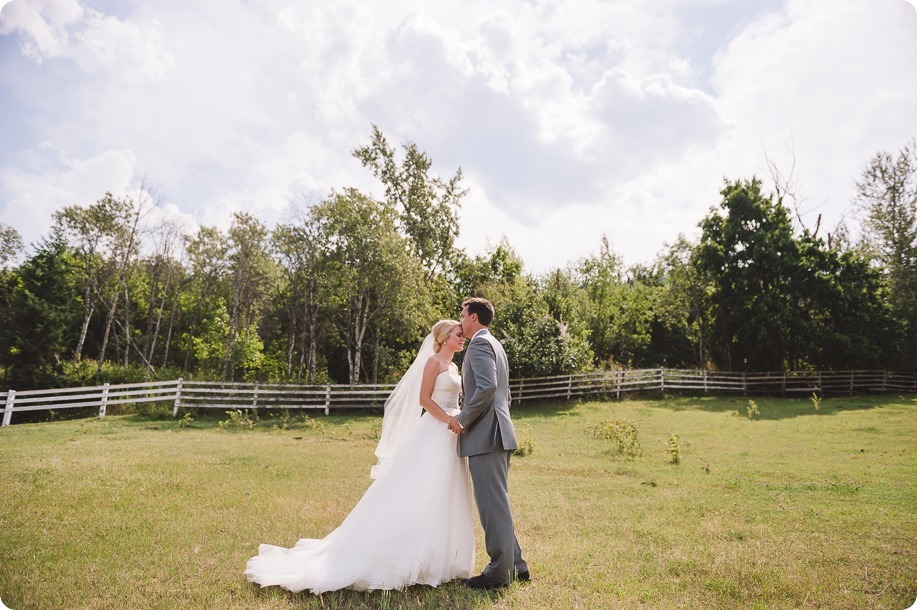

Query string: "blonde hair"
[[430, 319, 460, 353]]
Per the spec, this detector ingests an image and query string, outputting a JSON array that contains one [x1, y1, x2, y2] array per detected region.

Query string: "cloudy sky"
[[1, 0, 916, 272]]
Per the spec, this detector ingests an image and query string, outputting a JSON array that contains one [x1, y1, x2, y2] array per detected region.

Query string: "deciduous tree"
[[855, 140, 917, 362], [313, 188, 424, 384], [353, 125, 466, 279]]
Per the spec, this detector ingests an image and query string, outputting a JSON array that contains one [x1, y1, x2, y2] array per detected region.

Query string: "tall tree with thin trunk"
[[93, 192, 147, 375], [52, 198, 120, 362], [139, 219, 185, 371], [313, 188, 422, 384], [182, 226, 229, 374], [855, 140, 917, 363], [0, 222, 22, 270], [271, 215, 324, 381], [221, 212, 273, 380]]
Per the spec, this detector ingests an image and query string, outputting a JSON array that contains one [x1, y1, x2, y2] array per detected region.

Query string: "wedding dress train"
[[245, 368, 474, 594]]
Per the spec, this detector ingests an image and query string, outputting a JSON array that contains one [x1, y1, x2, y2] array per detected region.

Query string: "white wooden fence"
[[2, 369, 915, 426], [507, 369, 916, 402]]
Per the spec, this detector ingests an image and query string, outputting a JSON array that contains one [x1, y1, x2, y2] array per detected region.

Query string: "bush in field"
[[219, 409, 258, 430], [270, 409, 325, 433], [513, 426, 535, 457], [746, 400, 760, 419], [666, 432, 681, 464], [592, 418, 642, 457], [811, 392, 822, 412]]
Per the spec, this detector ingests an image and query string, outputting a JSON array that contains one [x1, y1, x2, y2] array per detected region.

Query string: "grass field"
[[1, 394, 915, 609]]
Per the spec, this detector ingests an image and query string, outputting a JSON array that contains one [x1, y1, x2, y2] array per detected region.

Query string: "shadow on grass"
[[252, 579, 512, 609], [511, 400, 583, 421], [122, 407, 382, 427], [507, 392, 915, 422], [631, 393, 913, 421], [57, 392, 915, 432]]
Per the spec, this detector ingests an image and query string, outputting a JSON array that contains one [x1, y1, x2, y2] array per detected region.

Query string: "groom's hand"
[[447, 416, 465, 434]]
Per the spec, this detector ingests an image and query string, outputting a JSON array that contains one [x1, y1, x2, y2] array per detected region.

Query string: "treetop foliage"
[[0, 132, 913, 390]]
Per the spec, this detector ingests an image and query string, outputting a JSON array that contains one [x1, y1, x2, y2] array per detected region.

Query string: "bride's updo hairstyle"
[[430, 319, 460, 353]]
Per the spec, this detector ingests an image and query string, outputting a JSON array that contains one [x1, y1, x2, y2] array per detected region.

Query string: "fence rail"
[[2, 369, 915, 426], [508, 369, 917, 402]]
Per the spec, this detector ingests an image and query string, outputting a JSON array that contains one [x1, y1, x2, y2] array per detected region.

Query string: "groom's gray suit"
[[459, 328, 527, 585]]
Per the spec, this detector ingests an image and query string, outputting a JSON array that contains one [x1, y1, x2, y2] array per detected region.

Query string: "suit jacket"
[[458, 329, 517, 457]]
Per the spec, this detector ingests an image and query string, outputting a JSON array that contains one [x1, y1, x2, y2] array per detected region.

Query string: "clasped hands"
[[447, 416, 465, 434]]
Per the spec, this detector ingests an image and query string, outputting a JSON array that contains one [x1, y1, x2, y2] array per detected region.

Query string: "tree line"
[[1, 129, 914, 390]]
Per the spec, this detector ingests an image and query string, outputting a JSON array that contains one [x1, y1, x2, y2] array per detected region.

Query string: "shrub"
[[274, 409, 296, 430], [592, 419, 642, 457], [746, 400, 760, 420], [810, 392, 822, 412], [271, 409, 325, 433], [301, 415, 324, 433], [219, 409, 258, 430], [667, 432, 681, 464], [513, 426, 535, 457]]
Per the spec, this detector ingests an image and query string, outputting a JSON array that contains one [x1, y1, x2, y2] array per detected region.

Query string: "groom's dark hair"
[[462, 297, 494, 326]]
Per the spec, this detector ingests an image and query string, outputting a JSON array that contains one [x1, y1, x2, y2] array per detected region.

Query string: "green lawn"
[[1, 395, 915, 609]]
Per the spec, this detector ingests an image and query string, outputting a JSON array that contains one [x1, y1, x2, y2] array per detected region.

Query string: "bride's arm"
[[419, 357, 453, 424]]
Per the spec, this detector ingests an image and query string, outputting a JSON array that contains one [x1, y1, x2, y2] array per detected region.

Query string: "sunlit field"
[[1, 394, 915, 609]]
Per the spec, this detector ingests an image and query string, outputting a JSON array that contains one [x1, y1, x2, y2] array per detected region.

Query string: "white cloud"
[[0, 0, 171, 83], [70, 11, 173, 83], [0, 147, 136, 245], [586, 68, 724, 172], [0, 0, 83, 61], [707, 0, 917, 236], [1, 0, 915, 272]]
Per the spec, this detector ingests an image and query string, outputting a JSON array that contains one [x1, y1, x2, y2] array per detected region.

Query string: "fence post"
[[518, 379, 524, 404], [616, 371, 621, 400], [660, 367, 665, 393], [566, 375, 572, 400], [2, 390, 15, 427], [99, 383, 109, 419], [253, 382, 259, 410], [742, 373, 747, 395], [703, 370, 708, 393], [324, 385, 331, 416], [849, 371, 854, 395], [173, 378, 183, 417]]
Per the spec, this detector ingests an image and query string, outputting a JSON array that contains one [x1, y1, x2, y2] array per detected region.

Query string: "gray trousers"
[[467, 441, 528, 584]]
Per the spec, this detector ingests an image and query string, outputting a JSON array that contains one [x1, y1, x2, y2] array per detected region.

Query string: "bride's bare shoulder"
[[424, 355, 449, 375]]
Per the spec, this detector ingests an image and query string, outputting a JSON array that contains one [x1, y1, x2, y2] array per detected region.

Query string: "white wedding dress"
[[245, 367, 474, 594]]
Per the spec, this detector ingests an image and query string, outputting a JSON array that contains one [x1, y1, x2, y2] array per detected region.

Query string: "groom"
[[448, 297, 529, 589]]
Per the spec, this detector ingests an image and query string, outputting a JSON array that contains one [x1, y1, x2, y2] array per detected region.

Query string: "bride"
[[245, 320, 474, 594]]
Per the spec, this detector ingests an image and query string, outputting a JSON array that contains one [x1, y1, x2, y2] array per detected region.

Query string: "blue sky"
[[1, 0, 916, 272]]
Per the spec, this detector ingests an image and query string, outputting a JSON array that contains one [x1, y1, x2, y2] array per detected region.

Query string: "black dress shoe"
[[517, 569, 531, 582], [465, 574, 508, 590]]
